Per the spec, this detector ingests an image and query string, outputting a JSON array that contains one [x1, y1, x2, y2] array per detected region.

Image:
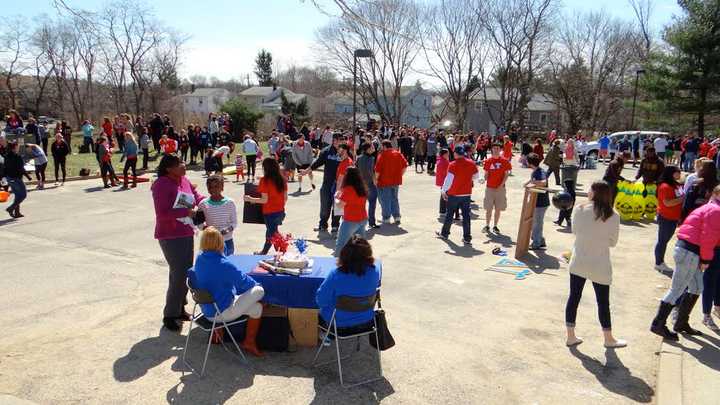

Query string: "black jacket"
[[3, 151, 27, 179], [51, 140, 70, 160]]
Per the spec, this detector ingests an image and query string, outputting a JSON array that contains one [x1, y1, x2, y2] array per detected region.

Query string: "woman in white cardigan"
[[565, 181, 626, 348]]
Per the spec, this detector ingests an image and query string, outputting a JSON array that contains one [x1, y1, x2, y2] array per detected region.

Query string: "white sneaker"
[[703, 315, 720, 331], [655, 263, 674, 273]]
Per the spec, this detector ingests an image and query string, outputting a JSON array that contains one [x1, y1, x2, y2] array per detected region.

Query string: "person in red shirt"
[[334, 167, 368, 255], [533, 138, 544, 161], [374, 140, 408, 224], [244, 158, 288, 255], [654, 166, 684, 273], [335, 143, 353, 189], [435, 149, 451, 218], [699, 138, 711, 158], [437, 146, 480, 244], [502, 135, 513, 161], [483, 143, 512, 233]]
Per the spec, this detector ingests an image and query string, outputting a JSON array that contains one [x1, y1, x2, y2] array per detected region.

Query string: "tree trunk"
[[698, 87, 706, 138]]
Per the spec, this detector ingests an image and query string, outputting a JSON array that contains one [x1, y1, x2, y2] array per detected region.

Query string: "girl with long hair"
[[244, 158, 288, 255], [120, 132, 139, 188], [654, 166, 684, 273], [682, 161, 719, 220], [565, 181, 625, 348], [334, 166, 369, 256]]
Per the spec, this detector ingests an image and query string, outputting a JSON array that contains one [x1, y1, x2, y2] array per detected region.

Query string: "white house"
[[238, 86, 311, 114], [180, 88, 232, 116]]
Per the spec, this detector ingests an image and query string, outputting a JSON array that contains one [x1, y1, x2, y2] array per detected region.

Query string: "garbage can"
[[561, 164, 579, 186]]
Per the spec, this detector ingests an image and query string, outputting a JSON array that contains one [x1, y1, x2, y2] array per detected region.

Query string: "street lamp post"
[[353, 49, 373, 135], [630, 68, 645, 130]]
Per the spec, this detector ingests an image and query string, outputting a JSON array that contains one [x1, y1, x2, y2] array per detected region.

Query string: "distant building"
[[465, 88, 559, 135], [180, 88, 232, 116], [324, 84, 434, 128], [238, 86, 312, 114]]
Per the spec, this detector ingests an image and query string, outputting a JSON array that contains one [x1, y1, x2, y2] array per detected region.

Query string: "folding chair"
[[182, 279, 247, 376], [312, 292, 383, 388]]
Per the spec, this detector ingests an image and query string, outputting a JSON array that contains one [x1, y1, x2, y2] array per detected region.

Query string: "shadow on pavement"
[[519, 252, 561, 274], [482, 232, 516, 248], [682, 333, 720, 372], [0, 217, 18, 227], [84, 186, 106, 193], [569, 346, 654, 403], [115, 327, 395, 404], [371, 225, 408, 237], [438, 237, 484, 258]]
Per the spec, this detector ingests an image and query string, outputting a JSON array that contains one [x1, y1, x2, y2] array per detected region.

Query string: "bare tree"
[[0, 17, 30, 110], [628, 0, 654, 61], [316, 0, 421, 126], [543, 11, 641, 133], [420, 0, 488, 130], [29, 19, 57, 115], [102, 0, 163, 116], [481, 0, 557, 134]]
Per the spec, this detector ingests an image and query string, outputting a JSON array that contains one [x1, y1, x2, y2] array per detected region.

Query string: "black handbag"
[[370, 294, 395, 351]]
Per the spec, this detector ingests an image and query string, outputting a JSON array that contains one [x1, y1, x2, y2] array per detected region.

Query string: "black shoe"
[[435, 231, 448, 240], [162, 317, 181, 332], [370, 224, 381, 229], [553, 220, 562, 226], [529, 245, 546, 251], [311, 184, 316, 190], [482, 225, 490, 233], [492, 226, 500, 234], [331, 227, 339, 233], [5, 207, 14, 218], [463, 239, 472, 245], [314, 226, 328, 232]]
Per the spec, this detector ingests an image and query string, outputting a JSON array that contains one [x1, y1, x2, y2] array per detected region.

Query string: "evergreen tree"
[[641, 0, 720, 137], [254, 49, 274, 86]]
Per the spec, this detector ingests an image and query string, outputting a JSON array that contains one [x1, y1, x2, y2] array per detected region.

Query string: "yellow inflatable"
[[644, 183, 658, 221], [614, 181, 633, 221], [631, 182, 645, 221], [222, 166, 237, 175]]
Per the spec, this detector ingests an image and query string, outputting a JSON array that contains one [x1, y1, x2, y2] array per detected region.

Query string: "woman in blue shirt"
[[190, 227, 265, 356], [316, 236, 381, 330]]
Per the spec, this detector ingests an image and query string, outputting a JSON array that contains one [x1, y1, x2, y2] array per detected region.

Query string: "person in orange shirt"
[[502, 135, 513, 161], [374, 140, 408, 225], [244, 158, 288, 255], [334, 167, 368, 255]]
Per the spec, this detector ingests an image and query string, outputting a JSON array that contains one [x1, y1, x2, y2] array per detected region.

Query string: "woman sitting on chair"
[[316, 236, 381, 332], [191, 227, 265, 356]]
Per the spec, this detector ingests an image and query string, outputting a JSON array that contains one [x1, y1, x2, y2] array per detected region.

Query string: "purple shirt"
[[152, 176, 205, 240]]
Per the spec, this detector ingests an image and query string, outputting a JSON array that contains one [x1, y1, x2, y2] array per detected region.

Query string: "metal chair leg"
[[312, 329, 327, 366], [220, 319, 246, 363], [334, 322, 344, 387], [182, 305, 197, 374], [200, 319, 217, 377]]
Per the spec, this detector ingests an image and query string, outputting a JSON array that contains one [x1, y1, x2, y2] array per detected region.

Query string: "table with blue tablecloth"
[[226, 255, 383, 309]]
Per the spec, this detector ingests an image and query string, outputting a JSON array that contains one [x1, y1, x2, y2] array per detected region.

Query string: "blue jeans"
[[261, 212, 285, 254], [531, 206, 548, 247], [367, 184, 378, 226], [662, 246, 704, 304], [440, 195, 472, 241], [377, 186, 400, 221], [334, 219, 368, 256], [224, 239, 235, 256], [683, 152, 697, 172], [654, 214, 677, 265], [7, 177, 27, 211]]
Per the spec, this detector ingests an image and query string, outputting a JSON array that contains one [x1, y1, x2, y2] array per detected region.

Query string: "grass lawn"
[[37, 133, 270, 181]]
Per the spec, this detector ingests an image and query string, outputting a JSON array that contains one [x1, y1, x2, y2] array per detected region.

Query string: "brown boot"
[[240, 317, 264, 357]]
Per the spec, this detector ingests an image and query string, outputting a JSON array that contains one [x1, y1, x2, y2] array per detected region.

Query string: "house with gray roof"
[[180, 88, 232, 116]]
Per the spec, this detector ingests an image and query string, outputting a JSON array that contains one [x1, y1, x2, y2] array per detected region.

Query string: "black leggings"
[[35, 162, 47, 183], [565, 274, 611, 330], [123, 157, 137, 179], [54, 158, 66, 182], [246, 155, 257, 177]]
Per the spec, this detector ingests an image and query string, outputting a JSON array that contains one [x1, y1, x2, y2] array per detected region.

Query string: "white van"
[[579, 131, 670, 157]]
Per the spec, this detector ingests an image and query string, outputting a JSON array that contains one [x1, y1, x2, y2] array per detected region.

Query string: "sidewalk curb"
[[656, 341, 683, 405]]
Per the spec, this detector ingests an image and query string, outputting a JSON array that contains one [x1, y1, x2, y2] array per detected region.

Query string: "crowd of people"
[[5, 106, 720, 354]]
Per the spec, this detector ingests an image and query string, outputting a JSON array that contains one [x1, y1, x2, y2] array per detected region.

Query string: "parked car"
[[578, 131, 669, 157], [37, 116, 57, 125]]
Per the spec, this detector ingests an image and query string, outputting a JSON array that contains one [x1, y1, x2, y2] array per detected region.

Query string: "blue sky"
[[20, 0, 682, 83]]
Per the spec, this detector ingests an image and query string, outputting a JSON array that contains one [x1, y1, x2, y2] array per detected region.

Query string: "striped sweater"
[[199, 197, 238, 241]]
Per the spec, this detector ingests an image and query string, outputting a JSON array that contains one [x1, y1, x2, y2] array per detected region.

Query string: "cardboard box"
[[288, 308, 319, 347]]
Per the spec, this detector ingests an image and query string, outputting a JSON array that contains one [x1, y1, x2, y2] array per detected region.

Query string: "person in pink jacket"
[[152, 154, 206, 332], [651, 185, 720, 341], [435, 149, 452, 219]]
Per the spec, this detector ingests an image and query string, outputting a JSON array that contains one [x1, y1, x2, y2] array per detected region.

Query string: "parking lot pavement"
[[0, 164, 667, 404]]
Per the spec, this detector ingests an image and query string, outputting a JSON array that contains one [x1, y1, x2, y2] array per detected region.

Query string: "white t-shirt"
[[654, 137, 668, 153]]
